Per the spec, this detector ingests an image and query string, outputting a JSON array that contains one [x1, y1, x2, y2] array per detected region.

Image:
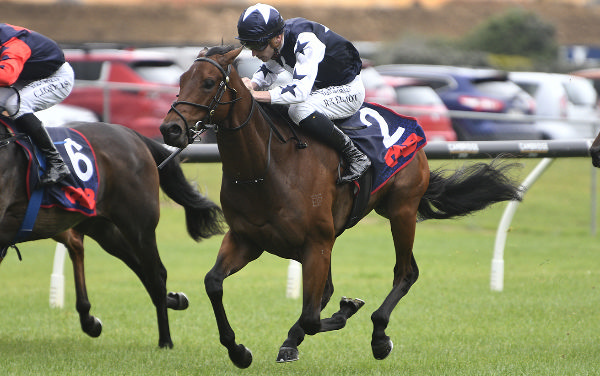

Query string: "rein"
[[166, 54, 305, 184], [168, 57, 244, 143]]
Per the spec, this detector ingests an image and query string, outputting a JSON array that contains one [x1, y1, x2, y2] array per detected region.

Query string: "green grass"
[[1, 158, 599, 375]]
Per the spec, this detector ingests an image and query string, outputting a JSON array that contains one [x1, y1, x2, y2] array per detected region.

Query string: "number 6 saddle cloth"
[[10, 123, 99, 216]]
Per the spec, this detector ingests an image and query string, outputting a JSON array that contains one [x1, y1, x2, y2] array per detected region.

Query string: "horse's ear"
[[197, 47, 209, 58], [221, 46, 243, 66]]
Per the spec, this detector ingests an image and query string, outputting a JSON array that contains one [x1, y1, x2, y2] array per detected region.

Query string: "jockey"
[[236, 3, 371, 184], [0, 23, 73, 185]]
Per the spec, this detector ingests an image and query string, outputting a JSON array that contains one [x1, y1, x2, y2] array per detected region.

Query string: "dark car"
[[374, 65, 540, 140], [62, 49, 182, 140], [374, 75, 457, 141]]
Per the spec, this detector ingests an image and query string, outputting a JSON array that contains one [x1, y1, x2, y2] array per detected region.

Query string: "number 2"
[[359, 107, 405, 148]]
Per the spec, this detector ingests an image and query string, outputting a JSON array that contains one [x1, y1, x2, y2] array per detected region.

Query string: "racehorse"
[[0, 117, 224, 348], [160, 46, 521, 367], [590, 131, 600, 167]]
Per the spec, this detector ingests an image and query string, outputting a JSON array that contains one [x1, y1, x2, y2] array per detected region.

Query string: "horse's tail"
[[136, 134, 225, 240], [417, 161, 522, 221]]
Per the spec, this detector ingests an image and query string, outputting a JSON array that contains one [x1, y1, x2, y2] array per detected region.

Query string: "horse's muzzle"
[[160, 122, 186, 148]]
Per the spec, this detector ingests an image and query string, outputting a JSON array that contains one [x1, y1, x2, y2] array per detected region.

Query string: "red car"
[[365, 75, 457, 141], [62, 49, 182, 140]]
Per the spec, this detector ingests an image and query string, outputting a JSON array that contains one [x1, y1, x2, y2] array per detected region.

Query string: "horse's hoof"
[[340, 296, 365, 316], [167, 292, 189, 310], [83, 316, 102, 338], [229, 344, 253, 369], [372, 337, 394, 360], [276, 346, 299, 363], [159, 340, 174, 349]]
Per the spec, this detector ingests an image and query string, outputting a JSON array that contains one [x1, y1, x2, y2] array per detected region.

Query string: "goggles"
[[240, 40, 269, 51]]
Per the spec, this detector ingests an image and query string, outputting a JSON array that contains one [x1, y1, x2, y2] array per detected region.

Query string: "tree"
[[461, 8, 558, 60]]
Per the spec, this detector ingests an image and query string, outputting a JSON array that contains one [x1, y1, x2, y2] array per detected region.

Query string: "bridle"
[[168, 56, 256, 144], [164, 54, 305, 183]]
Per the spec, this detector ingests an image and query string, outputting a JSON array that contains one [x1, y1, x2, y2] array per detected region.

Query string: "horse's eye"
[[203, 79, 216, 90]]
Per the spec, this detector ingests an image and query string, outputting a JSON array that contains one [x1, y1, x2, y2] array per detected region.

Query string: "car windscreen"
[[130, 61, 184, 85], [394, 86, 444, 106]]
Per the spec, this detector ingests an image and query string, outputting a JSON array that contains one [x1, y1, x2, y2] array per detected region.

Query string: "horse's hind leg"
[[54, 229, 103, 338], [77, 219, 173, 348], [370, 213, 420, 360], [277, 267, 365, 363], [77, 219, 188, 311]]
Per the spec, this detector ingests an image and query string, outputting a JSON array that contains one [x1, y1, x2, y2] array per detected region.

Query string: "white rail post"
[[49, 243, 67, 308], [286, 260, 302, 299], [491, 158, 554, 292]]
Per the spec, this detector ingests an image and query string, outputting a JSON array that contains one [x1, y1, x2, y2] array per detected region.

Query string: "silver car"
[[509, 71, 599, 139]]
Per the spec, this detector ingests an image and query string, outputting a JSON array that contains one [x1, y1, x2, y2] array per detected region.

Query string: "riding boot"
[[299, 111, 371, 184], [15, 113, 70, 185]]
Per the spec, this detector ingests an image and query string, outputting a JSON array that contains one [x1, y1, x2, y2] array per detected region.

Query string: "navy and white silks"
[[250, 18, 365, 124]]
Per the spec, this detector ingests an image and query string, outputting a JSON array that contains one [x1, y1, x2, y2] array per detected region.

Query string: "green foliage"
[[374, 8, 562, 71], [0, 159, 599, 375], [460, 8, 558, 61], [374, 34, 490, 67]]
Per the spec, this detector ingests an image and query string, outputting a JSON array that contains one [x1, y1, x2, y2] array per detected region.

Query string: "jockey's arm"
[[242, 76, 271, 103], [0, 37, 31, 86]]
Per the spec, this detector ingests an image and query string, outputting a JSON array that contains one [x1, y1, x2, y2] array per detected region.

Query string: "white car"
[[509, 71, 599, 139], [37, 103, 98, 127]]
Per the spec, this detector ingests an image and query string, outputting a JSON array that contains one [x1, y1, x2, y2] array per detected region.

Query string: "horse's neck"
[[218, 97, 294, 185]]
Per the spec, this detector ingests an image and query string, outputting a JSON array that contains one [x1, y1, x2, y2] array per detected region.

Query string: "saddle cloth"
[[339, 102, 427, 194], [9, 124, 100, 216]]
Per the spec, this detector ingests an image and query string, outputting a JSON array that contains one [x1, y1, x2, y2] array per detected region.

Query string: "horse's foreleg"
[[57, 230, 103, 338], [298, 243, 333, 336], [277, 265, 364, 362], [277, 266, 333, 363], [205, 231, 261, 369], [371, 215, 419, 361]]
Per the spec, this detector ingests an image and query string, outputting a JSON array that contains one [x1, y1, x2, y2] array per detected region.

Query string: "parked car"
[[509, 71, 598, 139], [366, 75, 457, 141], [570, 68, 600, 99], [62, 48, 182, 140], [37, 104, 98, 127], [361, 61, 396, 106], [374, 65, 540, 140]]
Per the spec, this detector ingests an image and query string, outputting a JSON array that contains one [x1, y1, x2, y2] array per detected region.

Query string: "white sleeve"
[[251, 60, 285, 90], [269, 32, 325, 105]]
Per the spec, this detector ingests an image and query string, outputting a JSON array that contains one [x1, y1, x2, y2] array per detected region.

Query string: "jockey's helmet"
[[236, 3, 285, 51]]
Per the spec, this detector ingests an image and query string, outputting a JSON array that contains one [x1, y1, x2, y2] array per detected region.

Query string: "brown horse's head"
[[160, 46, 243, 148]]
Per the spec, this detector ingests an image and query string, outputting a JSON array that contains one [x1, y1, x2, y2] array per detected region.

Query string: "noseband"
[[168, 56, 256, 143]]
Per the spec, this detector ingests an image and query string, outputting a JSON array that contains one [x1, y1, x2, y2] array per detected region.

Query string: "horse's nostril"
[[160, 123, 182, 137]]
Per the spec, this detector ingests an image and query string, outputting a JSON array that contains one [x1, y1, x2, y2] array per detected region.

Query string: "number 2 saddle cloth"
[[340, 102, 427, 194], [8, 123, 99, 216]]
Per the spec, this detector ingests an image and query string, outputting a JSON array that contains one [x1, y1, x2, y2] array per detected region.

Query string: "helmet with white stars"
[[236, 3, 285, 51]]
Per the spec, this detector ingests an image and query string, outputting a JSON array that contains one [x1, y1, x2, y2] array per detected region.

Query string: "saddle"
[[258, 102, 427, 234]]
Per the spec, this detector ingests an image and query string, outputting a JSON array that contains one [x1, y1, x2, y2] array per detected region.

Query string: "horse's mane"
[[199, 45, 300, 136], [204, 45, 236, 57]]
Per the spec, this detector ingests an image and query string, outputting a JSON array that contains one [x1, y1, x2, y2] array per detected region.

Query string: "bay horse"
[[160, 46, 521, 367], [0, 116, 224, 348]]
